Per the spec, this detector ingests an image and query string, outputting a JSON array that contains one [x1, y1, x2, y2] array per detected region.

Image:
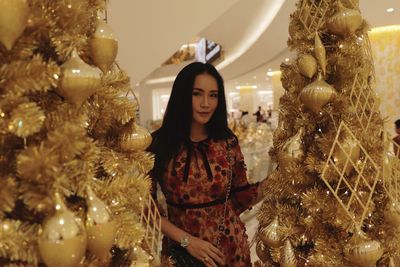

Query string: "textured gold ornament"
[[256, 240, 270, 262], [384, 201, 400, 227], [86, 187, 116, 261], [0, 0, 29, 50], [298, 54, 317, 78], [328, 1, 362, 37], [344, 230, 384, 267], [282, 127, 304, 160], [300, 73, 336, 113], [333, 136, 360, 175], [90, 19, 118, 73], [56, 50, 101, 106], [314, 33, 326, 77], [120, 122, 152, 151], [260, 216, 282, 248], [280, 239, 297, 267], [38, 193, 87, 267]]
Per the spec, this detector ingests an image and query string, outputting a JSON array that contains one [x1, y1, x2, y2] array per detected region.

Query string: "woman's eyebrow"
[[193, 87, 218, 92]]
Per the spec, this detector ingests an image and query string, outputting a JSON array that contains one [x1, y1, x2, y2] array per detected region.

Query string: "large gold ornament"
[[0, 0, 29, 50], [314, 33, 326, 77], [328, 1, 362, 37], [256, 240, 270, 262], [278, 127, 304, 172], [120, 122, 152, 151], [56, 50, 101, 107], [38, 193, 87, 267], [280, 239, 297, 267], [86, 187, 116, 261], [384, 201, 400, 227], [260, 216, 282, 248], [299, 73, 336, 113], [333, 137, 360, 175], [344, 230, 384, 266], [90, 19, 118, 73], [298, 54, 317, 78]]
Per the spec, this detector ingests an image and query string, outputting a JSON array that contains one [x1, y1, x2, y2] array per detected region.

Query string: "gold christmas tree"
[[257, 0, 399, 266], [0, 0, 160, 266]]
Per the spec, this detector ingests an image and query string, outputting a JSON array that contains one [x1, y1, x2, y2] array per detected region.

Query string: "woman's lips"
[[198, 112, 211, 117]]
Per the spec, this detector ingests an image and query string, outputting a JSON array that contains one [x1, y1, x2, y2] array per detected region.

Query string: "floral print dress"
[[151, 136, 259, 267]]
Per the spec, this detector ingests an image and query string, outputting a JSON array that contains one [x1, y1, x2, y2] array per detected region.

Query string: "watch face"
[[181, 236, 190, 247]]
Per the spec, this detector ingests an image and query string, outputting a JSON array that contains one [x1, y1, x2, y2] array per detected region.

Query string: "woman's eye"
[[192, 91, 201, 96], [210, 93, 218, 98]]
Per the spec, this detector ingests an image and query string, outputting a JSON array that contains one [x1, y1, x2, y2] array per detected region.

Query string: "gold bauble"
[[328, 1, 362, 37], [90, 19, 118, 73], [297, 54, 317, 78], [333, 137, 360, 175], [384, 201, 400, 227], [300, 73, 336, 113], [86, 187, 116, 261], [314, 33, 326, 77], [260, 216, 282, 248], [56, 50, 101, 107], [120, 122, 152, 151], [256, 240, 270, 262], [344, 230, 384, 267], [38, 193, 87, 267], [280, 239, 296, 267], [0, 0, 29, 50]]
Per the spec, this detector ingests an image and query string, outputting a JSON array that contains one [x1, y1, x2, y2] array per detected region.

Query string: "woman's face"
[[191, 73, 219, 125]]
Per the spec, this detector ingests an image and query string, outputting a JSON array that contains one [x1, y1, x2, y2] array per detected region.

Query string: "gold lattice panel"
[[349, 72, 376, 132], [321, 122, 380, 229], [140, 192, 162, 263], [299, 0, 329, 37], [382, 132, 400, 202]]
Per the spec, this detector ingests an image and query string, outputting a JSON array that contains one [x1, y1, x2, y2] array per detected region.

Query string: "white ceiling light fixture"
[[145, 76, 176, 85], [236, 85, 257, 90], [386, 7, 394, 13]]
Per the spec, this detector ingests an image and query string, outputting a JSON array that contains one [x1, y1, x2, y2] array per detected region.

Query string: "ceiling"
[[108, 0, 400, 93]]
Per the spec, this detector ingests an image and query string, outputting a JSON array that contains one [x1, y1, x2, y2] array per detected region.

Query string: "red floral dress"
[[151, 136, 259, 267]]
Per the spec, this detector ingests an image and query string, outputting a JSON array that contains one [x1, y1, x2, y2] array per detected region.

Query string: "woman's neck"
[[190, 121, 208, 142]]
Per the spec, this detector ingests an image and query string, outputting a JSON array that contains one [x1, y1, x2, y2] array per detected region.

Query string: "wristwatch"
[[180, 235, 190, 248]]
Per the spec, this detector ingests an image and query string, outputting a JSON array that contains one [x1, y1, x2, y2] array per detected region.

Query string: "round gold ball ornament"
[[56, 50, 102, 107], [256, 240, 270, 262], [90, 19, 118, 73], [314, 33, 326, 77], [38, 193, 87, 267], [344, 230, 384, 267], [260, 216, 282, 248], [86, 187, 116, 261], [384, 201, 400, 227], [333, 137, 360, 175], [0, 0, 29, 50], [119, 122, 152, 151], [297, 54, 317, 78], [328, 1, 363, 37], [299, 73, 337, 113], [280, 239, 297, 267]]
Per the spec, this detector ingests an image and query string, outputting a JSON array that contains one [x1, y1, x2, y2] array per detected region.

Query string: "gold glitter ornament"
[[328, 1, 362, 37], [344, 230, 384, 267], [260, 216, 282, 248], [332, 137, 360, 175], [256, 240, 270, 262], [119, 122, 152, 151], [56, 50, 101, 107], [299, 73, 336, 113], [38, 193, 87, 267], [280, 239, 297, 267], [86, 186, 116, 261], [0, 0, 29, 50], [90, 19, 118, 73], [314, 33, 326, 77], [297, 54, 317, 78], [384, 201, 400, 227]]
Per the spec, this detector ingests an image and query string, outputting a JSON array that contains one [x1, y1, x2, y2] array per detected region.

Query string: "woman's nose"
[[201, 95, 210, 107]]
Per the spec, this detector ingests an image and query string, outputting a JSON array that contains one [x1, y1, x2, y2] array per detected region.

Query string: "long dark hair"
[[148, 62, 234, 180]]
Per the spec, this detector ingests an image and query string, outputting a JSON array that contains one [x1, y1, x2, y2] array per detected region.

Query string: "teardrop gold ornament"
[[332, 136, 360, 175], [0, 0, 29, 50], [260, 216, 282, 248], [314, 33, 326, 77], [298, 54, 317, 78], [280, 239, 297, 267], [328, 1, 363, 37], [299, 73, 336, 113], [344, 230, 384, 266], [256, 240, 270, 262], [119, 122, 152, 151], [384, 201, 400, 227], [90, 19, 118, 73]]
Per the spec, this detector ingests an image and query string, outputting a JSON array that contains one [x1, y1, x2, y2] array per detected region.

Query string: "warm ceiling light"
[[386, 8, 394, 12], [267, 70, 281, 77], [253, 76, 257, 79], [285, 58, 290, 62], [236, 85, 257, 90]]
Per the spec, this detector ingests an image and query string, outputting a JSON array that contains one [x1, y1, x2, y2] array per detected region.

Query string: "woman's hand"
[[186, 236, 225, 267]]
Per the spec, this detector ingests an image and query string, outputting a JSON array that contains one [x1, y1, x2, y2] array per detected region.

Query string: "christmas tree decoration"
[[280, 239, 297, 267], [297, 54, 317, 78], [259, 216, 282, 248], [314, 33, 326, 77], [0, 0, 29, 50], [328, 1, 363, 37], [56, 50, 102, 107], [38, 193, 87, 267], [256, 240, 270, 262], [384, 201, 400, 227], [120, 121, 152, 151], [8, 102, 45, 138], [299, 73, 336, 113], [86, 186, 116, 261], [90, 19, 119, 73], [332, 136, 360, 175], [343, 230, 384, 266]]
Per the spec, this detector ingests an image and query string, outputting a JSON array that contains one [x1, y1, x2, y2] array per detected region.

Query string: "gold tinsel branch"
[[0, 176, 17, 216]]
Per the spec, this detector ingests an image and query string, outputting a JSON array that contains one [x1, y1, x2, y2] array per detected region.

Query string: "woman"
[[148, 62, 267, 267]]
